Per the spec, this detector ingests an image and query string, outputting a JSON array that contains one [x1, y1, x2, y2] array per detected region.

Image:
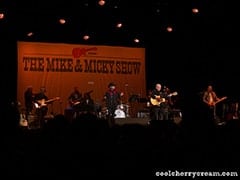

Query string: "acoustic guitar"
[[19, 113, 28, 127], [150, 92, 178, 106]]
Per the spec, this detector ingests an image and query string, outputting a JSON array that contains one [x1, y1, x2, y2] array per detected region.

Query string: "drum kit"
[[99, 103, 130, 119], [115, 104, 130, 118]]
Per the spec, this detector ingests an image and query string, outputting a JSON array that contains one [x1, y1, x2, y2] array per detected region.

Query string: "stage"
[[114, 117, 150, 126]]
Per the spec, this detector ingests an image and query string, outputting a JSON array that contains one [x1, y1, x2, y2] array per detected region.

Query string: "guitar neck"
[[209, 97, 227, 106], [39, 97, 59, 104], [45, 99, 53, 103], [216, 97, 227, 104], [46, 98, 59, 103]]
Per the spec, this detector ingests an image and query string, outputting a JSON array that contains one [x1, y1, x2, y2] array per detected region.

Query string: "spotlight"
[[134, 38, 140, 43], [59, 18, 66, 24], [98, 0, 105, 6], [83, 35, 90, 40], [27, 32, 34, 37], [116, 23, 122, 28], [192, 8, 199, 14], [166, 26, 173, 32], [0, 13, 4, 19]]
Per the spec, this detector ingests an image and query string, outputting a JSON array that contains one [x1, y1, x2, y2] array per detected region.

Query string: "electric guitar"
[[208, 96, 227, 107], [35, 97, 60, 108], [150, 92, 178, 106], [70, 90, 94, 106]]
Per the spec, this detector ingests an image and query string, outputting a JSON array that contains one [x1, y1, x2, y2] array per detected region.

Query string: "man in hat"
[[104, 82, 124, 119]]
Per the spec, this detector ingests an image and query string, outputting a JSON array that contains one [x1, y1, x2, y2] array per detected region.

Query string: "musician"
[[104, 82, 124, 118], [81, 92, 95, 114], [34, 86, 49, 128], [24, 85, 34, 120], [150, 83, 170, 120], [163, 86, 174, 107], [202, 85, 226, 124], [68, 86, 83, 118]]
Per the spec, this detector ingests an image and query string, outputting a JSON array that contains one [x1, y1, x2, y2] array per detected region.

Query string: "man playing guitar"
[[68, 86, 82, 107], [202, 85, 227, 124], [68, 86, 83, 118], [34, 86, 60, 128], [150, 83, 171, 120], [203, 85, 227, 107], [34, 86, 49, 128]]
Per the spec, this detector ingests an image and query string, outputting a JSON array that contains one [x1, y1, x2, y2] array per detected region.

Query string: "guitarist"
[[68, 86, 83, 118], [34, 86, 49, 128], [150, 83, 170, 120], [202, 85, 225, 125]]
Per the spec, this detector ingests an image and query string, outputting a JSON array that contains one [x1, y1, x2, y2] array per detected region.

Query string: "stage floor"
[[114, 117, 150, 126]]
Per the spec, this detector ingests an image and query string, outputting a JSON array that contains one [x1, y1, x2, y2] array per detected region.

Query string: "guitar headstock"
[[222, 96, 227, 100], [169, 92, 178, 96]]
